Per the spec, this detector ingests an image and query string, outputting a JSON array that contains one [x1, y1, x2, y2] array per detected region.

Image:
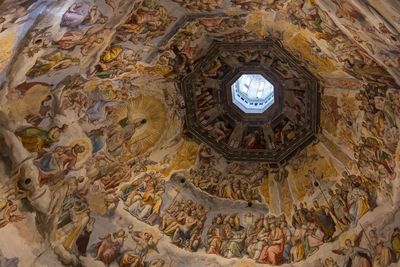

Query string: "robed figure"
[[257, 222, 285, 265]]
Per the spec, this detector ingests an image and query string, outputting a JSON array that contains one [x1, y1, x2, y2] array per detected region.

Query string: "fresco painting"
[[0, 0, 399, 267]]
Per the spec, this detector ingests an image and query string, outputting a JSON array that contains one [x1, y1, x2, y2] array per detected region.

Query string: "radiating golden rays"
[[287, 144, 338, 201], [260, 175, 270, 204], [126, 94, 167, 156], [160, 140, 199, 177]]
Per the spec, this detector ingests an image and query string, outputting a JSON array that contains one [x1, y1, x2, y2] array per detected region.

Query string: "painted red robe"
[[258, 227, 285, 265]]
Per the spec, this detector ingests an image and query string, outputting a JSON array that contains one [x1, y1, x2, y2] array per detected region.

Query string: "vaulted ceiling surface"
[[0, 1, 400, 267]]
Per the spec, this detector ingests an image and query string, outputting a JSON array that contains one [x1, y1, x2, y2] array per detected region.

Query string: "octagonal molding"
[[179, 40, 320, 165]]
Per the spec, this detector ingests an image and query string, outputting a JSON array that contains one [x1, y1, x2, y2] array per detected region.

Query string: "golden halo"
[[141, 227, 159, 240], [338, 230, 356, 248], [69, 139, 92, 162]]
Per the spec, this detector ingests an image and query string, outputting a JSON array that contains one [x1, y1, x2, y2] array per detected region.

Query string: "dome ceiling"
[[0, 1, 399, 267], [181, 41, 319, 163]]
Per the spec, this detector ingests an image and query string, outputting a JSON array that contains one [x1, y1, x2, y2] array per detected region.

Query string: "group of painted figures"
[[80, 223, 164, 267], [1, 81, 399, 266], [52, 147, 393, 266], [157, 171, 396, 265], [207, 214, 400, 267], [187, 160, 266, 202], [1, 0, 400, 266], [49, 168, 397, 267], [353, 86, 400, 203]]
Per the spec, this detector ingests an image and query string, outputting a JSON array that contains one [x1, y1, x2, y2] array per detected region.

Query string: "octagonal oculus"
[[231, 74, 275, 114], [180, 41, 320, 163]]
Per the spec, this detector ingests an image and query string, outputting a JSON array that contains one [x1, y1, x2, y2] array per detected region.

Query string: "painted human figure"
[[347, 182, 370, 226], [119, 2, 174, 43], [312, 201, 336, 241], [61, 1, 91, 27], [0, 199, 23, 228], [246, 218, 265, 259], [328, 189, 350, 226], [86, 86, 121, 124], [75, 217, 95, 256], [324, 257, 339, 267], [16, 125, 66, 154], [391, 227, 400, 260], [159, 201, 183, 231], [129, 228, 159, 260], [221, 215, 246, 258], [62, 201, 90, 253], [243, 130, 265, 149], [27, 52, 80, 78], [127, 186, 163, 222], [96, 230, 127, 265], [162, 204, 190, 236], [207, 215, 226, 255], [304, 213, 325, 256], [171, 209, 198, 247], [281, 220, 293, 263], [198, 147, 214, 168], [36, 143, 85, 181], [107, 117, 147, 155], [258, 222, 285, 265], [342, 239, 372, 267], [210, 121, 230, 143], [368, 229, 393, 267]]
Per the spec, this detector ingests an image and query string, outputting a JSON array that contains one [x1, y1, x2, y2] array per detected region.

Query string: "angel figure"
[[332, 231, 372, 267], [119, 226, 160, 267]]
